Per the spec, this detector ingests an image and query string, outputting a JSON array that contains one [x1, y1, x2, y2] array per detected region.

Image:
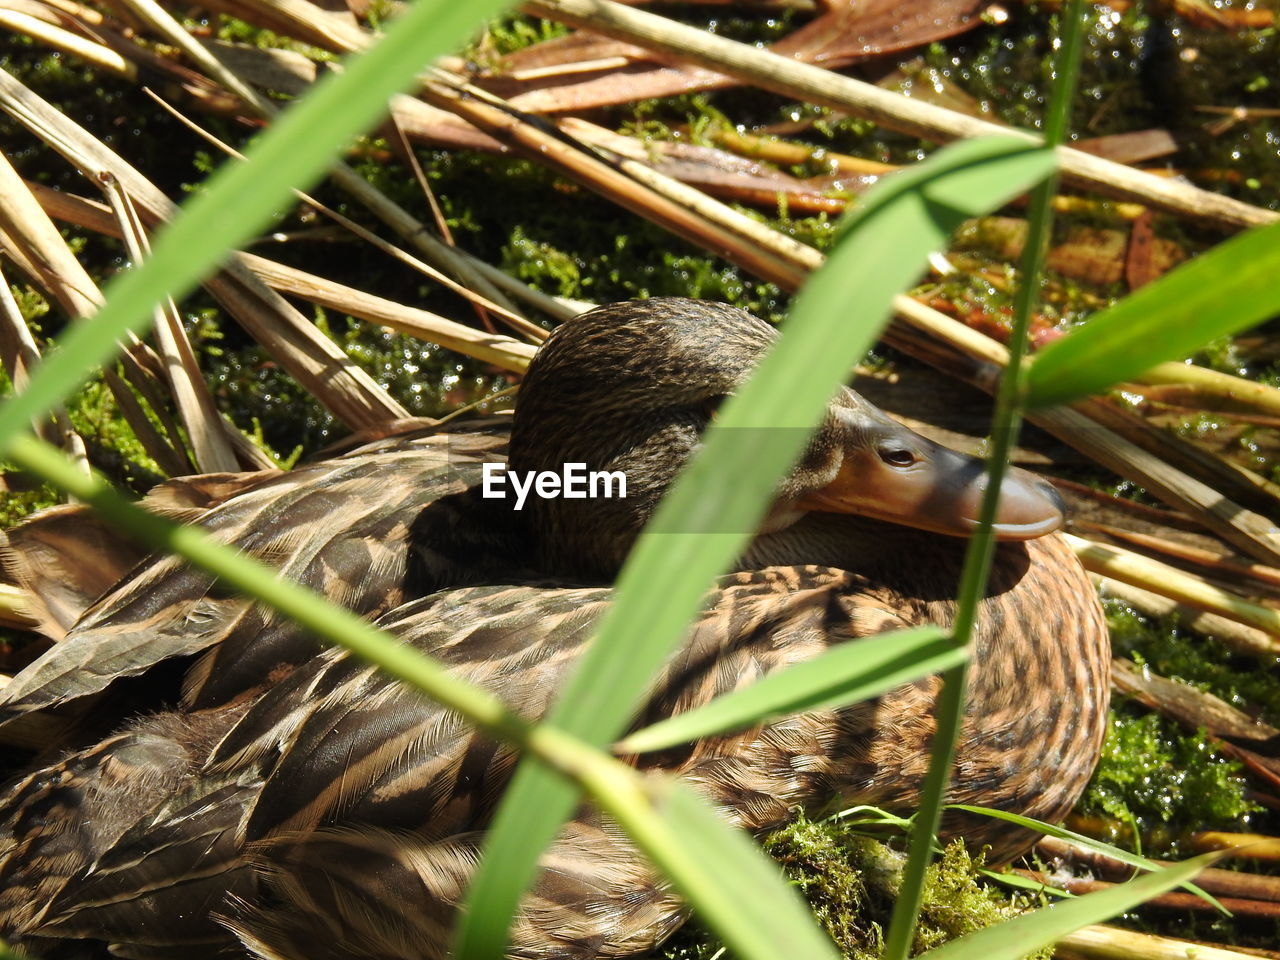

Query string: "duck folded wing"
[[2, 532, 1104, 960], [0, 431, 508, 725]]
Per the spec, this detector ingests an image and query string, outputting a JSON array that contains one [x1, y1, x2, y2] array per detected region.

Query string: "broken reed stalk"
[[1037, 836, 1280, 903], [1136, 362, 1280, 419], [0, 259, 87, 474], [146, 86, 544, 341], [0, 584, 37, 631], [18, 179, 541, 372], [104, 0, 530, 324], [1080, 521, 1280, 591], [1100, 574, 1280, 659], [1189, 832, 1280, 861], [0, 64, 409, 431], [100, 172, 242, 474], [1110, 657, 1280, 745], [521, 0, 1277, 232], [1014, 870, 1280, 917], [0, 145, 199, 475], [1069, 534, 1280, 638]]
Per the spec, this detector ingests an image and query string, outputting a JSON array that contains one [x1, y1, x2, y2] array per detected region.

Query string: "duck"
[[0, 297, 1110, 960], [0, 298, 1063, 721]]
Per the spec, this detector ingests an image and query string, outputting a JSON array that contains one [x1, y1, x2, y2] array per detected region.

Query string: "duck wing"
[[226, 571, 866, 960], [1, 469, 294, 640], [0, 429, 510, 725], [13, 572, 851, 959]]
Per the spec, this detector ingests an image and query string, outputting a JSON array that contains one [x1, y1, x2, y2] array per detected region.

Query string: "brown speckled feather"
[[0, 299, 1109, 960], [3, 530, 1107, 959], [0, 429, 514, 723]]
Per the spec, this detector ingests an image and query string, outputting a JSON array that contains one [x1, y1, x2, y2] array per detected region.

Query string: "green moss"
[[0, 481, 60, 528], [662, 816, 1049, 959], [1074, 600, 1273, 856], [1105, 598, 1280, 726], [1079, 707, 1258, 855], [212, 15, 334, 60], [465, 14, 570, 65]]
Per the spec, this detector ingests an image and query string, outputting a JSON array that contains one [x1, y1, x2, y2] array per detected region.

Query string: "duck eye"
[[878, 447, 917, 467], [700, 394, 728, 421]]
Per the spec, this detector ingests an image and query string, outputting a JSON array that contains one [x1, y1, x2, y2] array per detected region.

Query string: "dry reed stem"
[[1038, 836, 1280, 903], [0, 144, 200, 474], [240, 253, 540, 370], [0, 7, 135, 77], [1097, 577, 1280, 660], [1137, 363, 1280, 420], [0, 64, 408, 429], [1068, 534, 1280, 637], [1077, 396, 1280, 521], [522, 0, 1277, 232], [104, 0, 527, 326], [0, 258, 87, 471], [1082, 521, 1280, 591], [144, 88, 545, 342], [1189, 832, 1280, 861], [1056, 924, 1268, 960], [100, 173, 242, 473], [1111, 657, 1279, 743], [1015, 870, 1280, 917], [0, 583, 37, 630], [14, 178, 542, 372], [420, 76, 812, 290]]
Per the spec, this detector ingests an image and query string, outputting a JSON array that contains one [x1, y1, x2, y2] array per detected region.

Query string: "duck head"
[[509, 298, 1063, 580]]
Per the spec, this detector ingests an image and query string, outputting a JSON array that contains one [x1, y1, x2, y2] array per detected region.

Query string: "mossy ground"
[[661, 815, 1052, 960], [3, 4, 1279, 955]]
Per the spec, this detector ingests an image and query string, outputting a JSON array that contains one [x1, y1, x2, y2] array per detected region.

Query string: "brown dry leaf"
[[1074, 129, 1179, 165], [961, 216, 1186, 289], [491, 0, 989, 114]]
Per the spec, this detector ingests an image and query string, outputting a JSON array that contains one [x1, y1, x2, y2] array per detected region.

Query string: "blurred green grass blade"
[[980, 869, 1072, 898], [947, 804, 1224, 911], [618, 626, 957, 754], [1024, 218, 1280, 408], [918, 851, 1222, 960], [457, 135, 1056, 960], [629, 781, 842, 960], [0, 0, 510, 450]]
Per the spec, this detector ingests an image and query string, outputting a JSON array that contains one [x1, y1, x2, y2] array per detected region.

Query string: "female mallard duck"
[[0, 298, 1109, 960]]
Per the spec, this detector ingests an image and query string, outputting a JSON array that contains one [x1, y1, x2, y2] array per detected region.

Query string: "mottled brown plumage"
[[0, 298, 1108, 960]]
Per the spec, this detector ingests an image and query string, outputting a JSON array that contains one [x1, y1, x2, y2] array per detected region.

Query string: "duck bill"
[[796, 436, 1064, 541]]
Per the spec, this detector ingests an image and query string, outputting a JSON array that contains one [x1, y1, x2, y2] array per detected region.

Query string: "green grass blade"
[[882, 6, 1084, 957], [617, 626, 958, 754], [947, 804, 1225, 912], [917, 851, 1222, 960], [980, 869, 1072, 898], [1024, 217, 1280, 408], [0, 0, 510, 449], [456, 135, 1057, 960], [624, 781, 842, 960]]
